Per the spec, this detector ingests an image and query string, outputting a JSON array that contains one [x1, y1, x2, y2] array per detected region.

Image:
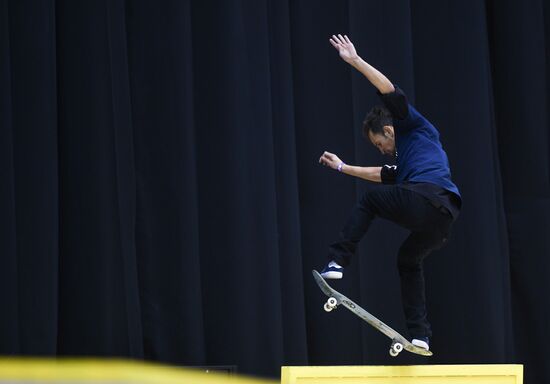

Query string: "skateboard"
[[312, 269, 433, 357]]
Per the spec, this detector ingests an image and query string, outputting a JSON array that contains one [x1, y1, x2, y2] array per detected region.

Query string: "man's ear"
[[383, 125, 394, 139]]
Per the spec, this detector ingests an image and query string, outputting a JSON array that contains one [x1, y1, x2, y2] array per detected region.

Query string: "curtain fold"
[[0, 0, 19, 354], [487, 0, 550, 382], [125, 0, 205, 365], [6, 0, 59, 355]]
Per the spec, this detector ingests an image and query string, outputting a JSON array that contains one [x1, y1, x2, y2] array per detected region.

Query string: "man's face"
[[368, 126, 395, 156]]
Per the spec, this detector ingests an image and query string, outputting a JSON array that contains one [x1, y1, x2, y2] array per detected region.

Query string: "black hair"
[[362, 105, 393, 138]]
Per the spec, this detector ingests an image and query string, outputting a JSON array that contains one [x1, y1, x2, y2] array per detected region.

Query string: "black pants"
[[328, 185, 454, 339]]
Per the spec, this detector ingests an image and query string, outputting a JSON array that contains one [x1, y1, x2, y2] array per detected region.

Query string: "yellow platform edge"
[[282, 365, 523, 384], [0, 358, 276, 384]]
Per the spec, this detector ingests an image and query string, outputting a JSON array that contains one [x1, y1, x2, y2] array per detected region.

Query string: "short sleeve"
[[377, 85, 409, 120]]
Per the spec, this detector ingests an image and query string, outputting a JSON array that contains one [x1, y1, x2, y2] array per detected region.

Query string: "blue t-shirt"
[[394, 104, 460, 197], [378, 86, 461, 218]]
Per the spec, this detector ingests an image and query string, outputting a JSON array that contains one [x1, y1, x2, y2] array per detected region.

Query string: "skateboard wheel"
[[392, 343, 403, 353], [389, 349, 398, 357], [327, 297, 337, 307], [323, 303, 333, 312]]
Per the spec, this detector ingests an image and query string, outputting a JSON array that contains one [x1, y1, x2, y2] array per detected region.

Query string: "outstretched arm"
[[319, 151, 382, 183], [329, 34, 394, 94]]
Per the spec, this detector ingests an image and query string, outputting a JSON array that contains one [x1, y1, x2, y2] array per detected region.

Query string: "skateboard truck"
[[390, 340, 404, 357], [323, 297, 338, 312]]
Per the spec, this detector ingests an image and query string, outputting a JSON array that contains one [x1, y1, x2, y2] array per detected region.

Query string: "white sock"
[[328, 260, 343, 269]]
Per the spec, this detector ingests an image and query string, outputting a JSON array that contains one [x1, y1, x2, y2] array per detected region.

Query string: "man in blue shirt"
[[319, 35, 461, 351]]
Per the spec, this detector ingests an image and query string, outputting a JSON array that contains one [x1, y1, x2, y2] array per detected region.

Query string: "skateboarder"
[[319, 34, 461, 352]]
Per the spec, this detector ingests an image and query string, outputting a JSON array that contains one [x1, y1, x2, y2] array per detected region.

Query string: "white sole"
[[321, 271, 343, 279], [411, 339, 430, 351]]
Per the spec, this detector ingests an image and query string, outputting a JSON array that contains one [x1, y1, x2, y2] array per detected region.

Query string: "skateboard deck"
[[312, 269, 432, 357]]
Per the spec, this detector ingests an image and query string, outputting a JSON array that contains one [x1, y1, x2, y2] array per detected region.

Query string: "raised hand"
[[329, 34, 358, 64], [319, 151, 343, 171]]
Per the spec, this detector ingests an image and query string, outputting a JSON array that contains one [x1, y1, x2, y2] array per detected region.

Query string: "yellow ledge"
[[0, 358, 275, 384], [281, 365, 523, 384]]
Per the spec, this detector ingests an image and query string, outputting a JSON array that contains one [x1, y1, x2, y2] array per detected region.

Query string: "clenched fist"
[[319, 151, 343, 170]]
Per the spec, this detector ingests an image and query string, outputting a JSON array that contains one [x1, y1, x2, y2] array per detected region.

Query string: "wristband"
[[337, 162, 345, 172]]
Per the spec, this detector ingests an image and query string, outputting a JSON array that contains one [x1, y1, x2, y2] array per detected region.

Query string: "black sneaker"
[[320, 261, 343, 279]]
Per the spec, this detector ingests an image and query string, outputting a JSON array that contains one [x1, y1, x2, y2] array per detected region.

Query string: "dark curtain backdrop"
[[1, 0, 549, 383]]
